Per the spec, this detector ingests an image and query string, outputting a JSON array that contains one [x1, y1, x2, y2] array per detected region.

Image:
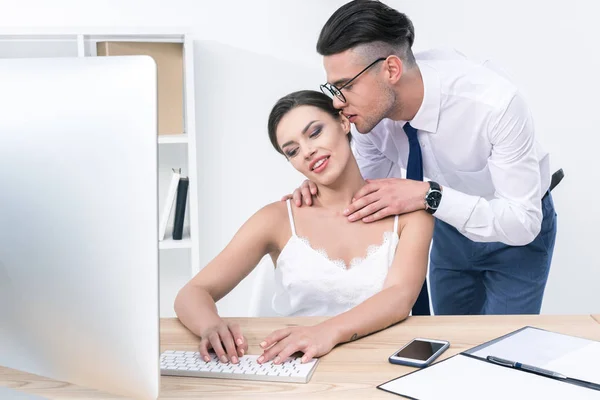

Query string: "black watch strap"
[[429, 181, 441, 192], [425, 181, 442, 215]]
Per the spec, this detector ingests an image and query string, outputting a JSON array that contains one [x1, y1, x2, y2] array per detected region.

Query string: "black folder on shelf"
[[172, 177, 189, 240]]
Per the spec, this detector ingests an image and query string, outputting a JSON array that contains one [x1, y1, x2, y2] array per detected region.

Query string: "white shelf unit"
[[0, 30, 201, 281], [158, 134, 189, 144]]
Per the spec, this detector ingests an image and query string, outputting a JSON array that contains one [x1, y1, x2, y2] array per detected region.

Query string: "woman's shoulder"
[[254, 200, 290, 223], [238, 201, 290, 246], [262, 199, 320, 217]]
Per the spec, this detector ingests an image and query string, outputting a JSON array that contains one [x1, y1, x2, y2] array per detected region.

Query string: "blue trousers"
[[430, 193, 557, 315]]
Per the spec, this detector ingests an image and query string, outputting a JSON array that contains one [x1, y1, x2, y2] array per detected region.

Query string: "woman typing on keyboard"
[[174, 90, 433, 367]]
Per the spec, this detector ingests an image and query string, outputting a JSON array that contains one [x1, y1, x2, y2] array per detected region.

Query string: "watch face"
[[427, 190, 443, 209]]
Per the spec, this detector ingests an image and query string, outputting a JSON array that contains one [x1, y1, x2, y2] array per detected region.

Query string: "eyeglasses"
[[320, 57, 387, 103]]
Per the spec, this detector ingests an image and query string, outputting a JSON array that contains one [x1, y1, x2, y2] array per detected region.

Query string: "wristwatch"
[[424, 181, 443, 215]]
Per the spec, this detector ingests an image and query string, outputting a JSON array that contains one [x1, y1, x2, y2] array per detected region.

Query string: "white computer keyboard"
[[160, 350, 319, 383]]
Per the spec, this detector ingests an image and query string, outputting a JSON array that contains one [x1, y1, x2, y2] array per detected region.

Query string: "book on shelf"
[[172, 177, 189, 240], [96, 41, 184, 135], [158, 168, 181, 241]]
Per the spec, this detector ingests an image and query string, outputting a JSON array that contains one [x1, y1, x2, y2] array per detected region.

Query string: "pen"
[[487, 355, 600, 391], [486, 355, 567, 379]]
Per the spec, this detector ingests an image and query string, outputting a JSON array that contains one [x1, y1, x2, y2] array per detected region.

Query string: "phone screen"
[[394, 340, 445, 361]]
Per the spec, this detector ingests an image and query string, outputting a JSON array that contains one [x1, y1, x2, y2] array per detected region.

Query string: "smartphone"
[[388, 338, 450, 368]]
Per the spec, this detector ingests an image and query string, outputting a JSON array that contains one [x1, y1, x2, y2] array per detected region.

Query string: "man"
[[289, 0, 557, 315]]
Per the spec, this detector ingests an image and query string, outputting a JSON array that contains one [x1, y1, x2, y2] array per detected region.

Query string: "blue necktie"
[[402, 122, 431, 316], [403, 122, 423, 181]]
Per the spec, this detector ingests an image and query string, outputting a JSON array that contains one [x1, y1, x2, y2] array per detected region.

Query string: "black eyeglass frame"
[[320, 57, 387, 103]]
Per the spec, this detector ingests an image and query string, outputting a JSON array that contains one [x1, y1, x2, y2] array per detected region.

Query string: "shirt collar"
[[405, 62, 441, 134]]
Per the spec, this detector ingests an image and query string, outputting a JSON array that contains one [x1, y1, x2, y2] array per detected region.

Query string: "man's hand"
[[257, 325, 337, 364], [344, 178, 430, 222], [280, 179, 318, 206]]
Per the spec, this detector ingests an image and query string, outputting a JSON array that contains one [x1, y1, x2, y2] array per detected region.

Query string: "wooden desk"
[[2, 315, 600, 399]]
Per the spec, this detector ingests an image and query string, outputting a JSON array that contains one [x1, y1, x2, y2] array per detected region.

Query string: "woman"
[[174, 90, 433, 366]]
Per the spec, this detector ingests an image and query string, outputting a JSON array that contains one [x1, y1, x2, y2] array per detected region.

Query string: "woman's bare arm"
[[174, 202, 286, 362]]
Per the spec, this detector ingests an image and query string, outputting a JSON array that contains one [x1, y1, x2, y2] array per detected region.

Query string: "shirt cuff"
[[434, 185, 479, 231]]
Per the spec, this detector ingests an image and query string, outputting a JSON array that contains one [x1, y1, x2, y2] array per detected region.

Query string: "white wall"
[[3, 0, 599, 315]]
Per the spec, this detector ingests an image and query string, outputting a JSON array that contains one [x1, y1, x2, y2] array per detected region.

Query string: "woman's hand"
[[257, 324, 338, 364], [198, 318, 248, 364]]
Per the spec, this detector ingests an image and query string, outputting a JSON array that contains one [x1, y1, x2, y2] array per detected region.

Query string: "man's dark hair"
[[268, 90, 350, 155], [317, 0, 415, 66]]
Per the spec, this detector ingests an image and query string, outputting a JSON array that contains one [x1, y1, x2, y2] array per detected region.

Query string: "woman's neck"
[[312, 157, 366, 212]]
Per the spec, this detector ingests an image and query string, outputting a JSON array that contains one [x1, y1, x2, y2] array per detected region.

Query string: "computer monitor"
[[0, 56, 160, 399]]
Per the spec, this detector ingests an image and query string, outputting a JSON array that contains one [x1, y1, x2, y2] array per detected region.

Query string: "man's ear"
[[384, 55, 403, 84]]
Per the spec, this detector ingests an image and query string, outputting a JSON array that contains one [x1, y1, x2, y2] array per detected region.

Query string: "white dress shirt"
[[351, 48, 550, 245]]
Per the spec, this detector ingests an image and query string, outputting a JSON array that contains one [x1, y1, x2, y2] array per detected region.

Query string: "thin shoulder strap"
[[286, 199, 297, 236], [393, 214, 399, 234]]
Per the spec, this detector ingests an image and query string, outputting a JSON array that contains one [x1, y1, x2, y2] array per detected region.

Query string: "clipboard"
[[377, 326, 600, 400]]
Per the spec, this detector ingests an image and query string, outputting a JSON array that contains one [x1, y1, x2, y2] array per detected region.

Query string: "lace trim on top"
[[295, 230, 397, 270]]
